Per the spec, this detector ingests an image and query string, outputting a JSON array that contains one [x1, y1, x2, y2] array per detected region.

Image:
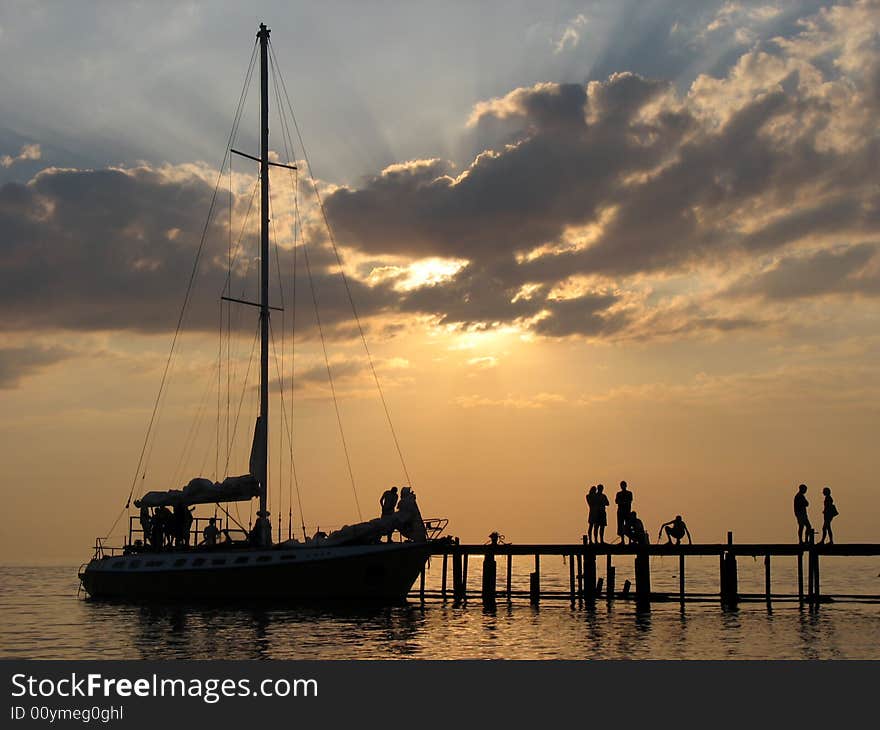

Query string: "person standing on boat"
[[820, 487, 838, 545], [153, 505, 173, 549], [615, 481, 633, 544], [794, 484, 812, 544], [585, 486, 597, 543], [380, 486, 399, 543], [594, 484, 609, 543], [250, 511, 272, 547], [202, 517, 220, 546], [173, 502, 194, 547], [138, 504, 153, 548]]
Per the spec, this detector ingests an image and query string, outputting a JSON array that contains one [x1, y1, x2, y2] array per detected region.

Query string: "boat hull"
[[80, 542, 429, 602]]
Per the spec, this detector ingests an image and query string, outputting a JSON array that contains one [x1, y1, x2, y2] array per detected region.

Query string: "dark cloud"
[[315, 5, 880, 339], [0, 165, 397, 337], [0, 344, 73, 388], [728, 243, 880, 300], [532, 293, 627, 338], [2, 3, 877, 344]]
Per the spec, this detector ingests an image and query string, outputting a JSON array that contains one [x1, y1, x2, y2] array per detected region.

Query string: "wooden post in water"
[[721, 532, 738, 608], [530, 554, 540, 604], [569, 554, 575, 603], [595, 577, 604, 596], [606, 554, 614, 602], [679, 553, 685, 605], [584, 549, 597, 603], [806, 531, 815, 607], [634, 550, 651, 607], [810, 534, 821, 609], [797, 550, 804, 606], [441, 553, 448, 602], [764, 554, 771, 607], [481, 553, 496, 607], [462, 554, 469, 602], [576, 553, 583, 600], [506, 554, 512, 602], [621, 579, 631, 597], [419, 565, 426, 604], [452, 550, 463, 604], [607, 552, 615, 602]]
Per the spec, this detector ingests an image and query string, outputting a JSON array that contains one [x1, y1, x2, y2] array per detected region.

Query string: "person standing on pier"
[[794, 484, 812, 543], [615, 481, 633, 543], [820, 486, 838, 545], [595, 484, 610, 543], [585, 486, 597, 543]]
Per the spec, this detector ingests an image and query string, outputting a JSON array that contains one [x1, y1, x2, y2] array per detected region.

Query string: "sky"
[[1, 0, 879, 563]]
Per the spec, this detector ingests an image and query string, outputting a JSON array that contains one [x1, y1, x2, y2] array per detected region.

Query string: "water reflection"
[[2, 567, 879, 660]]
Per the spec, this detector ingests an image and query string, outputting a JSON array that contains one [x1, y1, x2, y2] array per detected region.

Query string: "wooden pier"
[[411, 535, 880, 608]]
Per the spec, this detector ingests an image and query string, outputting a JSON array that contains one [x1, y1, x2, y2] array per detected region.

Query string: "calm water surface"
[[2, 562, 879, 659]]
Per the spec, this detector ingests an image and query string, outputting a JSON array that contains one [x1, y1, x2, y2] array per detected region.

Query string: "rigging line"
[[147, 41, 259, 496], [300, 224, 363, 521], [223, 320, 261, 476], [268, 194, 286, 541], [171, 357, 218, 487], [269, 41, 414, 490], [116, 39, 259, 525], [269, 52, 308, 539], [268, 320, 295, 539], [216, 299, 221, 480], [223, 177, 259, 474]]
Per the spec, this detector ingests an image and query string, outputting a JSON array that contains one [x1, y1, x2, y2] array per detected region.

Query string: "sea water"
[[1, 560, 878, 659]]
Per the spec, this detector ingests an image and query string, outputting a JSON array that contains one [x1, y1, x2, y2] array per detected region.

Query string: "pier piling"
[[584, 550, 597, 603], [530, 554, 541, 604], [634, 550, 651, 606], [576, 554, 583, 600], [481, 554, 496, 606], [452, 550, 464, 604], [421, 540, 878, 606], [679, 553, 685, 605]]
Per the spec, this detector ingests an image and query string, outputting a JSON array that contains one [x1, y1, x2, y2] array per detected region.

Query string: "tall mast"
[[257, 22, 270, 539]]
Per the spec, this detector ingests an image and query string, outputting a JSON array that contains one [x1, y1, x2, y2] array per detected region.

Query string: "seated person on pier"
[[625, 511, 649, 545], [202, 517, 220, 546], [658, 515, 692, 545]]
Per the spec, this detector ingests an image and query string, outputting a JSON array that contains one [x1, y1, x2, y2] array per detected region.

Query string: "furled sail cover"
[[134, 475, 260, 508]]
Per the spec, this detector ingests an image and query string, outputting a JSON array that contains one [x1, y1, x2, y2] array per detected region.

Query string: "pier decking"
[[411, 535, 880, 608]]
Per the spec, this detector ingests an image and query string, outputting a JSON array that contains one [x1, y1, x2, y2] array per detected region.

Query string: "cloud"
[[2, 3, 878, 346], [318, 2, 880, 340], [0, 344, 73, 388], [727, 243, 880, 299], [268, 355, 410, 397], [454, 392, 565, 409], [553, 13, 589, 54], [0, 163, 398, 337], [0, 143, 41, 168]]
